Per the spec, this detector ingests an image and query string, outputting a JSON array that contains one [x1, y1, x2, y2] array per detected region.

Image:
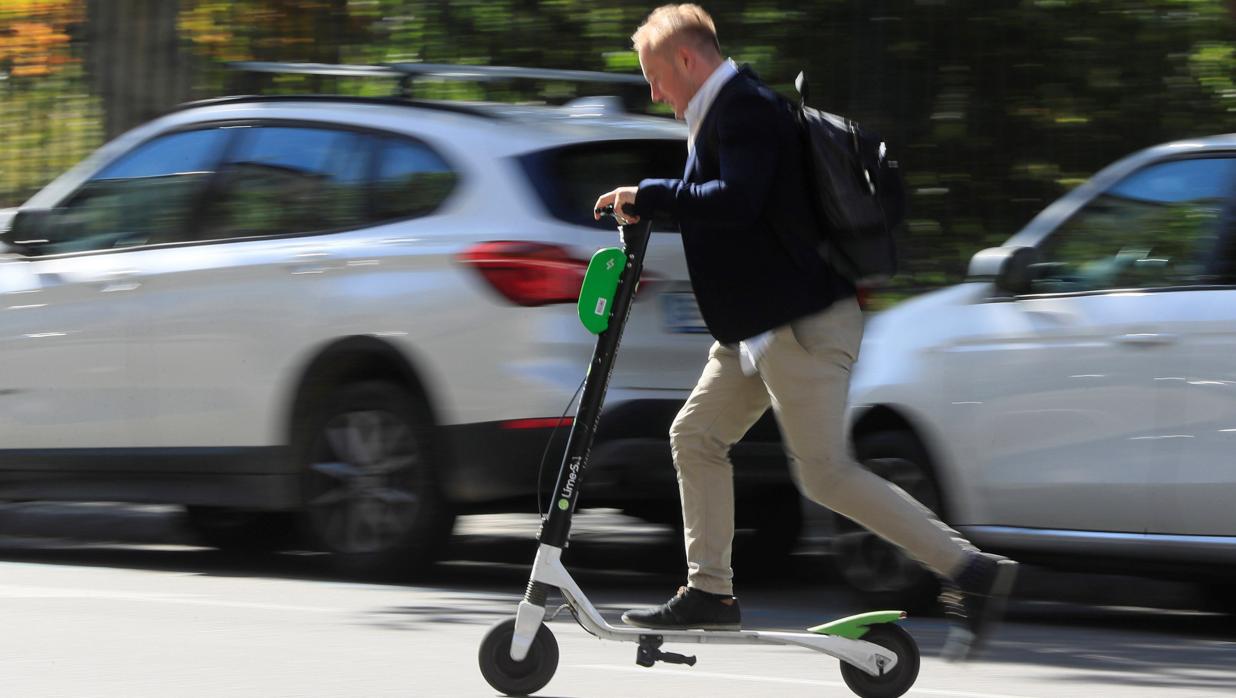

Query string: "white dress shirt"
[[685, 58, 738, 154]]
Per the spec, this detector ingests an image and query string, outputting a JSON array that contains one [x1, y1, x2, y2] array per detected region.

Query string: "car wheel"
[[621, 501, 681, 529], [622, 485, 804, 578], [734, 484, 804, 576], [832, 430, 943, 613], [296, 380, 454, 578], [183, 506, 299, 552], [1198, 582, 1236, 615]]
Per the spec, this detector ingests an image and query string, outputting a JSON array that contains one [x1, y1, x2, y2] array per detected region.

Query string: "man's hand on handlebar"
[[593, 187, 640, 225]]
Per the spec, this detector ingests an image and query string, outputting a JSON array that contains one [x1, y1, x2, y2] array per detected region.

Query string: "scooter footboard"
[[557, 586, 898, 676]]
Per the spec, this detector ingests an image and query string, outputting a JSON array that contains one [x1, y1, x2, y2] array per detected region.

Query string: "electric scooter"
[[478, 206, 921, 698]]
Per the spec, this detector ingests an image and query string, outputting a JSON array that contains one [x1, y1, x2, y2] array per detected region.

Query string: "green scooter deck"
[[808, 610, 907, 639]]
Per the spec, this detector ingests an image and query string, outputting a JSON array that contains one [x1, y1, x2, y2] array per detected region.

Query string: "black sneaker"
[[621, 586, 742, 631], [940, 552, 1019, 661]]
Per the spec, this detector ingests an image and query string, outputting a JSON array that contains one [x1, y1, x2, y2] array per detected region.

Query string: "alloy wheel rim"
[[307, 408, 422, 554], [834, 456, 938, 593]]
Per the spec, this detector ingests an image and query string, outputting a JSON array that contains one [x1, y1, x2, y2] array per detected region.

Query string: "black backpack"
[[791, 71, 905, 284]]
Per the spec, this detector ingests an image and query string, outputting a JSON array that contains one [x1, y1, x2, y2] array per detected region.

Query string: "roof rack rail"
[[174, 93, 503, 119], [229, 61, 646, 98]]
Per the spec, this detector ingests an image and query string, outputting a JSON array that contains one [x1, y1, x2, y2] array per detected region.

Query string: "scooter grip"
[[594, 202, 639, 218]]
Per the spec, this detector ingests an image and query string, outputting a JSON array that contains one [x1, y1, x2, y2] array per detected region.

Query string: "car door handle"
[[100, 269, 141, 293], [1023, 307, 1076, 323], [1114, 332, 1177, 347], [284, 250, 333, 275]]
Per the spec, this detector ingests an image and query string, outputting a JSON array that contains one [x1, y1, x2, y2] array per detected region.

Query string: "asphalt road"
[[0, 504, 1231, 697]]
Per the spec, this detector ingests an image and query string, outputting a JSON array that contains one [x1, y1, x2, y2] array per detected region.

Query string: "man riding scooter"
[[593, 3, 1018, 661]]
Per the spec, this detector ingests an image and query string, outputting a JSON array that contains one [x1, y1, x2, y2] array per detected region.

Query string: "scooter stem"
[[511, 215, 652, 662], [538, 216, 652, 549]]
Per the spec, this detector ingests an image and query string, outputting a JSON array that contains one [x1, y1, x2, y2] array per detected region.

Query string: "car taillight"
[[458, 241, 589, 307], [855, 285, 871, 311]]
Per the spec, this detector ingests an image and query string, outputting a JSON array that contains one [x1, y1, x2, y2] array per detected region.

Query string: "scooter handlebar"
[[593, 202, 638, 219], [594, 203, 650, 249]]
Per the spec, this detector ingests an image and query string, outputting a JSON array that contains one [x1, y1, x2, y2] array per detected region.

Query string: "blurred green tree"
[[6, 0, 1236, 307]]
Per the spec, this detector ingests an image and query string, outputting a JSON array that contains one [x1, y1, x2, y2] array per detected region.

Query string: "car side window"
[[27, 128, 229, 255], [371, 137, 457, 222], [1031, 157, 1236, 293], [204, 126, 370, 240]]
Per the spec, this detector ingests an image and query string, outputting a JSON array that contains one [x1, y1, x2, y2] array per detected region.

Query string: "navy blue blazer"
[[633, 67, 853, 344]]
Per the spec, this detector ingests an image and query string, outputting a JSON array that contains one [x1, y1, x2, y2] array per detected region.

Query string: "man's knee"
[[669, 413, 725, 465], [668, 415, 700, 457], [792, 450, 856, 505]]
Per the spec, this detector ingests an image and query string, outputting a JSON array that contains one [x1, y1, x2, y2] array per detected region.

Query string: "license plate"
[[659, 293, 709, 334]]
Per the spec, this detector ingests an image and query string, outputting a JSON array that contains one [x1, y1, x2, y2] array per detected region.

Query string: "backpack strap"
[[795, 71, 809, 108]]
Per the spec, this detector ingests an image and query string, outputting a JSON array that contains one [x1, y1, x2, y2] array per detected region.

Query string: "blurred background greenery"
[[4, 0, 1236, 306]]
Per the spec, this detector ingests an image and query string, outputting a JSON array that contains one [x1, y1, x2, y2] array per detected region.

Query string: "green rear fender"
[[808, 611, 907, 639], [577, 247, 626, 334]]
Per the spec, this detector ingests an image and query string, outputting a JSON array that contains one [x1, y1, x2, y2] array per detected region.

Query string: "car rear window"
[[519, 140, 686, 232]]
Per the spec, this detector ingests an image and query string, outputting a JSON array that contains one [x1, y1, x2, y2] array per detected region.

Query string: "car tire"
[[1198, 582, 1236, 615], [623, 484, 804, 577], [621, 501, 681, 529], [734, 484, 804, 577], [295, 380, 455, 578], [183, 506, 299, 552], [832, 430, 943, 613]]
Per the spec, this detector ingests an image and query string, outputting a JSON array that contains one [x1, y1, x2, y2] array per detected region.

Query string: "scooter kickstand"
[[636, 635, 697, 668]]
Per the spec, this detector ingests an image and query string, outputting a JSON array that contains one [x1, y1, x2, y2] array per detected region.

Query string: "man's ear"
[[675, 44, 694, 72]]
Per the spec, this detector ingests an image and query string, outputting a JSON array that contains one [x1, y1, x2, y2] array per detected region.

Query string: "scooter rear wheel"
[[839, 623, 920, 698], [478, 617, 559, 696]]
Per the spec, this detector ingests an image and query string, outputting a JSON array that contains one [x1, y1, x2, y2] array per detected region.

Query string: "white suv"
[[840, 135, 1236, 609], [0, 78, 800, 575]]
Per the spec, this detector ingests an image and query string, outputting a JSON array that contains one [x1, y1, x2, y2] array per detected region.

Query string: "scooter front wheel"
[[478, 617, 559, 696], [839, 624, 920, 698]]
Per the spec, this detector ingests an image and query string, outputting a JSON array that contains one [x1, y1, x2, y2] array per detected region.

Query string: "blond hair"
[[631, 4, 721, 56]]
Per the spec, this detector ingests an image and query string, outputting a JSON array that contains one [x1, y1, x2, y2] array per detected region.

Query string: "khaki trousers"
[[670, 296, 972, 595]]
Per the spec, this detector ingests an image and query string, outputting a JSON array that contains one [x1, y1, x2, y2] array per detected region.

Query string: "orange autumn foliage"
[[0, 0, 81, 78]]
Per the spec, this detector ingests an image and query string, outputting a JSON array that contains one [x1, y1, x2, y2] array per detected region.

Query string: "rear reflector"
[[500, 417, 575, 430], [855, 285, 872, 311]]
